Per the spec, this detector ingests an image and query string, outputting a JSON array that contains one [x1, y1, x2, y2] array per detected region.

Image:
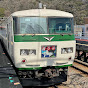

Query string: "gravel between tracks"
[[57, 66, 88, 88]]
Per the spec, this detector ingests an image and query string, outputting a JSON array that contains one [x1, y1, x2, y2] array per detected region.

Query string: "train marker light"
[[68, 57, 71, 60], [22, 59, 26, 63]]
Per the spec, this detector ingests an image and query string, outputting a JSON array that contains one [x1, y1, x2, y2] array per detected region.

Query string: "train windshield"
[[13, 17, 47, 34], [49, 18, 73, 34], [13, 17, 73, 34]]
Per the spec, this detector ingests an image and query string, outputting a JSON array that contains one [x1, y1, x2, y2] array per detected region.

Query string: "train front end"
[[12, 9, 76, 87]]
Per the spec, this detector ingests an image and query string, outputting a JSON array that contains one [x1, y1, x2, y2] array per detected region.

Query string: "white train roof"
[[12, 9, 73, 18]]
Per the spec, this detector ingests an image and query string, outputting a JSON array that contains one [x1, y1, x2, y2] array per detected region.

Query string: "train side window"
[[13, 17, 17, 34]]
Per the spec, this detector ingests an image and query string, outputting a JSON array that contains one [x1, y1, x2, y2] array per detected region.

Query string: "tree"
[[0, 8, 5, 17], [0, 0, 88, 24]]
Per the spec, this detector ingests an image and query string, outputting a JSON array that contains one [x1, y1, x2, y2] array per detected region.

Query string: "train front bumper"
[[19, 67, 68, 87]]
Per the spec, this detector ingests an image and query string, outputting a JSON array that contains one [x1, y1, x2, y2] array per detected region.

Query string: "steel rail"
[[71, 59, 88, 75]]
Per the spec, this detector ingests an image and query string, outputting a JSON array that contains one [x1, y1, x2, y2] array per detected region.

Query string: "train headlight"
[[61, 48, 67, 54], [20, 49, 28, 55], [68, 48, 73, 53], [20, 49, 36, 55], [61, 47, 73, 54]]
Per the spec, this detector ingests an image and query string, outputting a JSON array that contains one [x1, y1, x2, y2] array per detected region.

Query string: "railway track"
[[23, 64, 88, 88], [23, 59, 88, 88], [71, 59, 88, 75]]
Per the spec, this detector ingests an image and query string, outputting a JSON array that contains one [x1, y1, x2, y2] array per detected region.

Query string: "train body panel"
[[14, 40, 75, 68], [0, 16, 14, 56]]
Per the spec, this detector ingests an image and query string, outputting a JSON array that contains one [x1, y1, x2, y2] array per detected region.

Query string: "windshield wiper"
[[22, 34, 27, 37], [32, 33, 35, 37], [22, 33, 36, 37]]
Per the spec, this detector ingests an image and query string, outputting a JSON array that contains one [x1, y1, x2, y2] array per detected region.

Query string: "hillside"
[[0, 0, 88, 24]]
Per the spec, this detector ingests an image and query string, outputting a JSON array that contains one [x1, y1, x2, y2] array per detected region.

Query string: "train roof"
[[12, 9, 73, 18]]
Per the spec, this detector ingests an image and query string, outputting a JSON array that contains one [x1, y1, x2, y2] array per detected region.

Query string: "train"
[[0, 8, 76, 87]]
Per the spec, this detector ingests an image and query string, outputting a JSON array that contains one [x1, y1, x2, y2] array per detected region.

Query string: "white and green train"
[[0, 9, 76, 87]]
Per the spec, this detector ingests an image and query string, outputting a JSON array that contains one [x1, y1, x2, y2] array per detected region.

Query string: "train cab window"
[[13, 17, 73, 34], [48, 18, 73, 34], [13, 17, 47, 34]]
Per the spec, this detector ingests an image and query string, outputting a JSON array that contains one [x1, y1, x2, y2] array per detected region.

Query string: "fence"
[[75, 31, 88, 40]]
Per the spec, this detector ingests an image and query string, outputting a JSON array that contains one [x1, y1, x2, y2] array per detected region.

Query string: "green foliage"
[[0, 8, 5, 17], [0, 0, 87, 24]]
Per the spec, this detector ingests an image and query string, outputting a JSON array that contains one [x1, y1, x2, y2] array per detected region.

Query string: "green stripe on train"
[[14, 34, 75, 42], [17, 64, 72, 70]]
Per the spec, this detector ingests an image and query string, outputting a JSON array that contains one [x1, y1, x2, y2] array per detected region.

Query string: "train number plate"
[[41, 46, 57, 58]]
